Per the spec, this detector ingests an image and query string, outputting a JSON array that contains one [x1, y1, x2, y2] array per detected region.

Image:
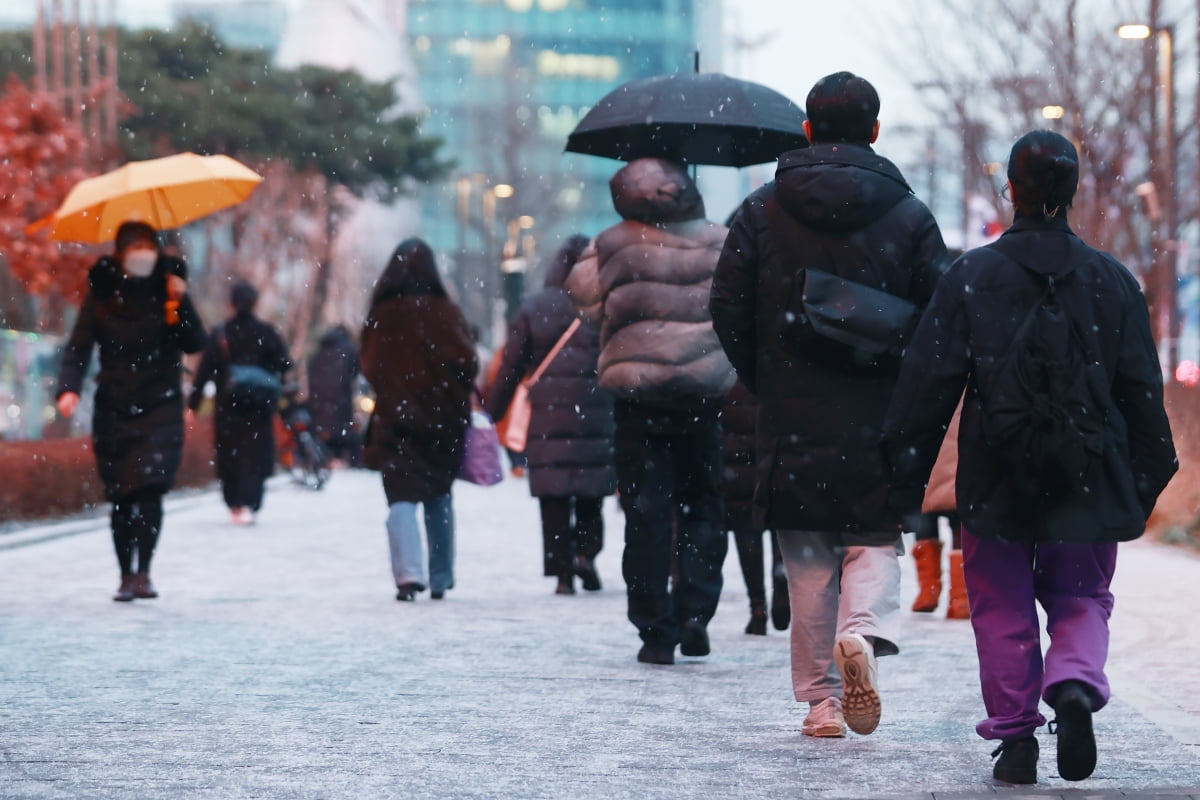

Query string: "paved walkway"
[[1, 469, 1198, 799]]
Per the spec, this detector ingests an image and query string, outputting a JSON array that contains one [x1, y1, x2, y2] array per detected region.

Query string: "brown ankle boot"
[[910, 539, 943, 612], [113, 574, 136, 602], [133, 572, 158, 599], [947, 550, 970, 619]]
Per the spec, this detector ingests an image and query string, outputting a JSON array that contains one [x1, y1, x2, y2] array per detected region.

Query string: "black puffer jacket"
[[488, 239, 615, 499], [566, 158, 735, 409], [883, 217, 1177, 543], [58, 255, 207, 500], [711, 143, 947, 534], [719, 380, 757, 531]]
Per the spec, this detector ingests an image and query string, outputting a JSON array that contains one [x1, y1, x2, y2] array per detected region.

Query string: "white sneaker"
[[230, 507, 255, 526], [802, 697, 847, 738], [834, 633, 881, 735]]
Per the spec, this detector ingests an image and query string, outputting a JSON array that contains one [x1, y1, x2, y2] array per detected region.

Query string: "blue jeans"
[[386, 494, 455, 593]]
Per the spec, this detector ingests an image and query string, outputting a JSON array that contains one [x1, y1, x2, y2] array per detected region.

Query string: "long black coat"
[[719, 380, 757, 531], [187, 311, 292, 495], [488, 272, 615, 499], [882, 217, 1177, 543], [361, 295, 478, 504], [58, 255, 207, 501], [307, 327, 358, 439], [711, 143, 948, 535]]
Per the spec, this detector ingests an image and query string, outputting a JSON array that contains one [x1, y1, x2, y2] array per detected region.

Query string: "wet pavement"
[[1, 468, 1198, 799]]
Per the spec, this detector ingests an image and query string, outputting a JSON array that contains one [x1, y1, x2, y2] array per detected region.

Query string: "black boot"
[[991, 736, 1038, 785], [1051, 681, 1096, 781], [573, 556, 601, 591], [555, 573, 576, 595], [680, 619, 710, 656], [745, 602, 768, 635], [771, 565, 790, 630]]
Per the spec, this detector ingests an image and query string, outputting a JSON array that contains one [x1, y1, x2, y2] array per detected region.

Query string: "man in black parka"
[[710, 72, 948, 738]]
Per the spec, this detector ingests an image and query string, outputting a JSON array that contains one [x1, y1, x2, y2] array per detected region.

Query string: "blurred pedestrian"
[[361, 238, 478, 602], [883, 130, 1177, 784], [711, 72, 948, 737], [488, 234, 615, 596], [308, 324, 361, 467], [56, 220, 208, 601], [908, 401, 968, 619], [484, 344, 528, 478], [566, 158, 734, 665], [719, 380, 788, 635], [188, 281, 292, 525]]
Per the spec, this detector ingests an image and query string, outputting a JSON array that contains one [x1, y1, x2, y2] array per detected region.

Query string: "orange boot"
[[947, 549, 971, 619], [910, 539, 943, 613]]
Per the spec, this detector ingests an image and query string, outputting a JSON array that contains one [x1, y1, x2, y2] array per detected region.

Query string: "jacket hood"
[[609, 158, 705, 224], [991, 216, 1082, 280], [774, 143, 911, 233]]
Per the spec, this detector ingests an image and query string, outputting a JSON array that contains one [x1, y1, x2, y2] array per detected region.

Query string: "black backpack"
[[978, 238, 1109, 500]]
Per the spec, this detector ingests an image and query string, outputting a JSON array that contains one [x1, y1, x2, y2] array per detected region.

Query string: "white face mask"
[[122, 249, 158, 278]]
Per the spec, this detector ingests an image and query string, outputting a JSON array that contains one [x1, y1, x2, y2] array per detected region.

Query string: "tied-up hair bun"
[[1007, 130, 1079, 218]]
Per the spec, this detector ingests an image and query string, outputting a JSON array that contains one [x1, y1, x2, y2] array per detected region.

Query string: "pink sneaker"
[[834, 633, 881, 734], [802, 697, 846, 738]]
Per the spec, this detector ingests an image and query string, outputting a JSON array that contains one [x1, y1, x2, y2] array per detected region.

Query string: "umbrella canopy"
[[565, 72, 807, 167], [28, 153, 264, 243]]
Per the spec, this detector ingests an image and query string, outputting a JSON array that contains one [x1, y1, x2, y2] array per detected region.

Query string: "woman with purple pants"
[[882, 131, 1177, 785]]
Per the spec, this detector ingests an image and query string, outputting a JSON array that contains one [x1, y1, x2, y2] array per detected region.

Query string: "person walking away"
[[56, 220, 208, 601], [711, 72, 948, 737], [188, 281, 292, 525], [909, 400, 968, 619], [361, 238, 479, 602], [566, 158, 734, 665], [307, 325, 361, 467], [720, 380, 788, 634], [488, 234, 616, 595], [882, 131, 1176, 784]]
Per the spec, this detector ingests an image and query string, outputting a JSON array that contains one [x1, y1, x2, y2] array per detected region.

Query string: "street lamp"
[[1118, 19, 1178, 377]]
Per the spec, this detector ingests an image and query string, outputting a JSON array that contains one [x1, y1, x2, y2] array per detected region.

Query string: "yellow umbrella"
[[27, 153, 264, 243]]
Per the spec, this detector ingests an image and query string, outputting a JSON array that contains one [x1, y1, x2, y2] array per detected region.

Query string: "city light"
[[1117, 23, 1152, 39], [1041, 105, 1065, 120], [492, 184, 515, 199]]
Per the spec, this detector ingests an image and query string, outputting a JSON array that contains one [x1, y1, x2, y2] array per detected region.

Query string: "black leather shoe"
[[574, 556, 601, 591], [745, 607, 768, 636], [680, 620, 710, 657], [1051, 681, 1096, 781], [555, 575, 575, 595], [992, 736, 1038, 785], [430, 590, 445, 600], [771, 571, 790, 630], [637, 642, 675, 665], [395, 583, 421, 602]]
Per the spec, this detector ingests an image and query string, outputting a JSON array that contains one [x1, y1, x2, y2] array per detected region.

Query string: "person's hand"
[[57, 392, 80, 418], [166, 274, 187, 300]]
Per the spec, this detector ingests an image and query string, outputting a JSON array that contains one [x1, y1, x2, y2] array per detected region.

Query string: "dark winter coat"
[[58, 255, 207, 501], [187, 311, 293, 417], [882, 217, 1177, 543], [307, 326, 359, 439], [361, 285, 478, 505], [487, 256, 615, 499], [565, 158, 735, 410], [719, 380, 758, 531], [710, 143, 948, 535]]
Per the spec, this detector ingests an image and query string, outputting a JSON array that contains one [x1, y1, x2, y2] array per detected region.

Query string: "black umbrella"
[[565, 72, 807, 168]]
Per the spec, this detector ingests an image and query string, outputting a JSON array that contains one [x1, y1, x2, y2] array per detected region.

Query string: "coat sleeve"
[[880, 265, 971, 517], [187, 334, 220, 411], [57, 294, 97, 398], [486, 310, 535, 422], [906, 200, 951, 310], [564, 241, 603, 324], [266, 326, 294, 376], [169, 294, 208, 355], [710, 201, 760, 393], [1112, 282, 1178, 517]]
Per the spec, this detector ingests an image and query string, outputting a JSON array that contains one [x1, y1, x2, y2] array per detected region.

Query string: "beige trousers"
[[776, 530, 902, 702]]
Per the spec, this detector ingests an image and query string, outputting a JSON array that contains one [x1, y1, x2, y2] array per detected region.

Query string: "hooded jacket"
[[487, 238, 615, 498], [711, 142, 948, 534], [58, 254, 207, 500], [565, 158, 734, 409], [883, 217, 1177, 543]]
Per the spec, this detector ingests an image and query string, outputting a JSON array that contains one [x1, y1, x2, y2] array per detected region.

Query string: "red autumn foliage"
[[0, 75, 95, 303]]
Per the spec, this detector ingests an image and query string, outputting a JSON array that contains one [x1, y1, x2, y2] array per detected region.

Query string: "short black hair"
[[231, 280, 259, 313], [805, 71, 880, 144], [1007, 130, 1078, 218], [114, 221, 159, 253]]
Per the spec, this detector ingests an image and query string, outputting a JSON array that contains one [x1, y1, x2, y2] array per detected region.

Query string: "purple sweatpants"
[[961, 528, 1117, 741]]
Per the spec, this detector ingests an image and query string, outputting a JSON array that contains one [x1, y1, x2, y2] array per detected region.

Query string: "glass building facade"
[[407, 0, 717, 289]]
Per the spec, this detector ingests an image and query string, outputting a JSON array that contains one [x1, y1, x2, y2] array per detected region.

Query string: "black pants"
[[538, 496, 604, 577], [111, 487, 164, 575], [730, 527, 783, 607], [216, 409, 275, 511], [613, 401, 727, 646]]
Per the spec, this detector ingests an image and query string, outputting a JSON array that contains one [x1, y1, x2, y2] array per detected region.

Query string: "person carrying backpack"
[[882, 130, 1177, 786]]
